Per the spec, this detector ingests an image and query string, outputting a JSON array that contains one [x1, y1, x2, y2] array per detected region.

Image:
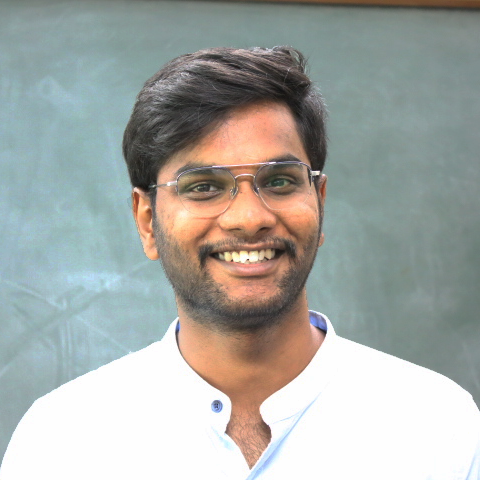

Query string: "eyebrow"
[[172, 154, 304, 178]]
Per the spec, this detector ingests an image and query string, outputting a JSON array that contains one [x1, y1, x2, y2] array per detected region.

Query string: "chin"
[[179, 287, 301, 334]]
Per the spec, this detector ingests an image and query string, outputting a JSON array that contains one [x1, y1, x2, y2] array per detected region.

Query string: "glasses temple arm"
[[148, 181, 178, 189]]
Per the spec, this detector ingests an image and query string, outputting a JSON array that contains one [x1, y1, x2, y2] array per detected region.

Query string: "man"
[[1, 46, 479, 479]]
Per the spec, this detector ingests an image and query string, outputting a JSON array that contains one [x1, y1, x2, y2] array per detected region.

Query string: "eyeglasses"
[[149, 161, 321, 218]]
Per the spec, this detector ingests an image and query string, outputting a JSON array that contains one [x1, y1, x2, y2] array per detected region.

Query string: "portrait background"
[[1, 0, 479, 461]]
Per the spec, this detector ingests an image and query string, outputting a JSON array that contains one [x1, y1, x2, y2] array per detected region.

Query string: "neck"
[[175, 293, 324, 408]]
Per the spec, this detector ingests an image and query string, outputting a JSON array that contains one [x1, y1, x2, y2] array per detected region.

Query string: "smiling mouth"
[[213, 248, 280, 264]]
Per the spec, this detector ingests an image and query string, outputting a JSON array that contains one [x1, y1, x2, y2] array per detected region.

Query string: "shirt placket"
[[206, 394, 252, 480]]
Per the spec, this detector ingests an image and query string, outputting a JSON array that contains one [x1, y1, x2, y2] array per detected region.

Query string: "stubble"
[[152, 214, 322, 335]]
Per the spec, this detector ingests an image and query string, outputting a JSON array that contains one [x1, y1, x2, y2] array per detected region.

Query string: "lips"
[[199, 237, 296, 268], [214, 248, 277, 264]]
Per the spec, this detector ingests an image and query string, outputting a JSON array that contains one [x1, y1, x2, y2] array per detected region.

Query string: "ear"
[[132, 188, 160, 260], [317, 174, 327, 247]]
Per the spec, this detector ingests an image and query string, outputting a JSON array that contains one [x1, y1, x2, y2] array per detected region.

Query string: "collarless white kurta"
[[2, 312, 479, 479]]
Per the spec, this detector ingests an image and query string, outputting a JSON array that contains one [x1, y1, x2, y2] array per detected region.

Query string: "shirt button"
[[211, 400, 223, 413]]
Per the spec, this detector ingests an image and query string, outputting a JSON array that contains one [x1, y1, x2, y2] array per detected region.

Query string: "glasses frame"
[[148, 161, 321, 217]]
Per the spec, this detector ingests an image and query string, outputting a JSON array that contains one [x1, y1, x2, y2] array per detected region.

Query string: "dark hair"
[[123, 46, 328, 191]]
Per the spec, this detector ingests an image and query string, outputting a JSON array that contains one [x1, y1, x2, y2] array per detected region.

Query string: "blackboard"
[[1, 0, 479, 461]]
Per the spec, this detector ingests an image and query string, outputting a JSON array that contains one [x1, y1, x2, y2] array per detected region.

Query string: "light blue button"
[[211, 400, 223, 413]]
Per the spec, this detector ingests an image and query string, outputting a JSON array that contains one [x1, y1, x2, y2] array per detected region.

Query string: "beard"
[[152, 215, 322, 335]]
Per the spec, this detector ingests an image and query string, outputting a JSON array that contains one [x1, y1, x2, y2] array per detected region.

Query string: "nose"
[[217, 175, 277, 236], [230, 173, 257, 197]]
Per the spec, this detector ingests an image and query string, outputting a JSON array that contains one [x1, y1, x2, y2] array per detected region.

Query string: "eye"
[[190, 183, 221, 193], [181, 181, 226, 201], [265, 177, 293, 188], [261, 174, 301, 197]]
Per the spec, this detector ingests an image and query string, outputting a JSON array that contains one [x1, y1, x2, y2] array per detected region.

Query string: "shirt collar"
[[162, 310, 338, 430], [260, 311, 338, 425], [161, 319, 233, 432]]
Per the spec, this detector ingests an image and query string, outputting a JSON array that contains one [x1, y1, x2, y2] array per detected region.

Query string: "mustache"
[[198, 236, 297, 267]]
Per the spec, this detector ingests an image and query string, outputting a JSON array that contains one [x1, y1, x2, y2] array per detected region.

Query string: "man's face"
[[135, 102, 326, 333]]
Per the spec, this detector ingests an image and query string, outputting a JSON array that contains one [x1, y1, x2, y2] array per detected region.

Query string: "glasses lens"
[[256, 162, 312, 210], [177, 167, 234, 216]]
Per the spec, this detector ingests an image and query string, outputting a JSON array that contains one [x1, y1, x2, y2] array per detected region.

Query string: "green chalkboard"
[[1, 0, 479, 462]]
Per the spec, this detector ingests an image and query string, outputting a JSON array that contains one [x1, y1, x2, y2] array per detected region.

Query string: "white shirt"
[[1, 312, 479, 479]]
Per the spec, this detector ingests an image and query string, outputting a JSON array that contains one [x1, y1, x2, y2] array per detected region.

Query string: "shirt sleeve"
[[457, 393, 480, 480], [0, 396, 76, 480], [1, 402, 39, 479]]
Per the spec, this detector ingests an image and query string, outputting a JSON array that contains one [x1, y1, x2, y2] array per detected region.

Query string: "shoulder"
[[333, 334, 470, 399], [331, 335, 480, 445], [24, 320, 180, 424], [51, 340, 164, 396], [0, 327, 181, 478], [330, 334, 477, 415], [319, 335, 480, 477], [313, 310, 474, 407]]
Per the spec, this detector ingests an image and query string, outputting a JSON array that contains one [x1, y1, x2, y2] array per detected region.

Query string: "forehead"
[[157, 102, 309, 181]]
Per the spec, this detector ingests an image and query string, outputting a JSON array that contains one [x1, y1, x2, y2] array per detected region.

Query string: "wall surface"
[[1, 0, 479, 461]]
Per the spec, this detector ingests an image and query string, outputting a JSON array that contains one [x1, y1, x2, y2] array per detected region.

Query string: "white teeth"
[[216, 249, 277, 264], [239, 251, 249, 263], [265, 248, 275, 260]]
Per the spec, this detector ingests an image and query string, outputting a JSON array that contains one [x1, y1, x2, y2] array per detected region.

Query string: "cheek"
[[286, 200, 320, 227], [280, 201, 321, 250], [161, 208, 215, 246]]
